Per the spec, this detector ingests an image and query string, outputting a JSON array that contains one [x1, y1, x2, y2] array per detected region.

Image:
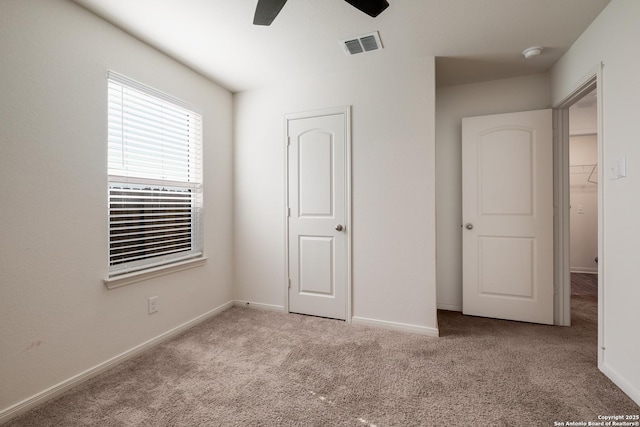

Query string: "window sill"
[[104, 257, 208, 289]]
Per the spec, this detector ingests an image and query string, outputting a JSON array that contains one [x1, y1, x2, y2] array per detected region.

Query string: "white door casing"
[[462, 109, 554, 325], [286, 107, 350, 320]]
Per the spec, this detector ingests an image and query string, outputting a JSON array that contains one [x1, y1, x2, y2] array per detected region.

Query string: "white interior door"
[[287, 109, 349, 320], [462, 109, 553, 324]]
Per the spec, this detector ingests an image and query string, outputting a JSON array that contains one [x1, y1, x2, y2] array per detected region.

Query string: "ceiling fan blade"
[[253, 0, 288, 26], [344, 0, 389, 18]]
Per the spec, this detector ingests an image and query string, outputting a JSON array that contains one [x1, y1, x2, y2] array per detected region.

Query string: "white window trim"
[[104, 256, 208, 289], [105, 70, 204, 284]]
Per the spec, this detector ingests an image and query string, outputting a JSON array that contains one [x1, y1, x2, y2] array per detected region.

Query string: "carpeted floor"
[[6, 296, 638, 426], [571, 272, 598, 296]]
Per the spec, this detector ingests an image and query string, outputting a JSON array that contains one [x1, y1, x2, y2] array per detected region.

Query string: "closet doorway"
[[569, 91, 598, 300]]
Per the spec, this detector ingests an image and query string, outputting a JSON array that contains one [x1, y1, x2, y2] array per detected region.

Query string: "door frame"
[[283, 105, 352, 321], [552, 62, 604, 364]]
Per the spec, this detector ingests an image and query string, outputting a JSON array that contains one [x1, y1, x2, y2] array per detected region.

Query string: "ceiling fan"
[[253, 0, 390, 26]]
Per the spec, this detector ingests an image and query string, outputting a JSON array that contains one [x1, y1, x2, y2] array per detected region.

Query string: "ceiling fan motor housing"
[[254, 0, 390, 26]]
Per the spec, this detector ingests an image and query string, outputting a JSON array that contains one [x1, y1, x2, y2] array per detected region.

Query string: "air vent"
[[341, 31, 383, 56]]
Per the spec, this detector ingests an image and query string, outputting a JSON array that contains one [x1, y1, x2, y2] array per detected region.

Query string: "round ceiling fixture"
[[522, 46, 543, 59]]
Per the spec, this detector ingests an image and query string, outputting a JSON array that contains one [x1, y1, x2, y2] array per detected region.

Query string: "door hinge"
[[287, 136, 291, 146], [287, 207, 291, 217], [288, 278, 291, 289]]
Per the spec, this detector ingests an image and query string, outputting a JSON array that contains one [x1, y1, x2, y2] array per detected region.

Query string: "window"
[[107, 71, 203, 277]]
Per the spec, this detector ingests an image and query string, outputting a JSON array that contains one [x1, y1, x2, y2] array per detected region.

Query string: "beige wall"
[[435, 74, 552, 311], [234, 58, 438, 334], [0, 0, 234, 418], [552, 0, 640, 405]]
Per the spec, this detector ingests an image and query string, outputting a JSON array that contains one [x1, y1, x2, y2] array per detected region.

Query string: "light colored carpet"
[[6, 296, 638, 426]]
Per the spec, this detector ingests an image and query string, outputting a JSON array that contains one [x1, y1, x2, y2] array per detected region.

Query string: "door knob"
[[335, 224, 344, 231], [465, 223, 473, 230]]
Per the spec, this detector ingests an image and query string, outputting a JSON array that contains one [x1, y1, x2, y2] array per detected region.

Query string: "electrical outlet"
[[148, 296, 158, 314]]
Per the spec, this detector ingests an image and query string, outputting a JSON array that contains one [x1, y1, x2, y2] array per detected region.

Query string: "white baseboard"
[[0, 300, 235, 426], [351, 316, 439, 337], [233, 300, 286, 312], [437, 303, 462, 312], [601, 362, 640, 407], [570, 268, 598, 274]]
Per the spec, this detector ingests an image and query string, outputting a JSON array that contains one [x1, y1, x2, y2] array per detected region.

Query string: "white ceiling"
[[71, 0, 610, 93]]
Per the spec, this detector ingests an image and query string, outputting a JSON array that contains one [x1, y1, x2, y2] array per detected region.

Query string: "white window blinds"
[[107, 71, 203, 276]]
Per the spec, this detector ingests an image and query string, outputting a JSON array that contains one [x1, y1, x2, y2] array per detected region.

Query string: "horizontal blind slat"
[[110, 234, 192, 248], [110, 248, 191, 266], [108, 183, 198, 270], [111, 243, 192, 259], [107, 71, 203, 114], [107, 78, 201, 185]]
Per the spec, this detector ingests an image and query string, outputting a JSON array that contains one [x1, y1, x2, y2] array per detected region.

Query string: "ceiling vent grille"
[[341, 31, 383, 56]]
